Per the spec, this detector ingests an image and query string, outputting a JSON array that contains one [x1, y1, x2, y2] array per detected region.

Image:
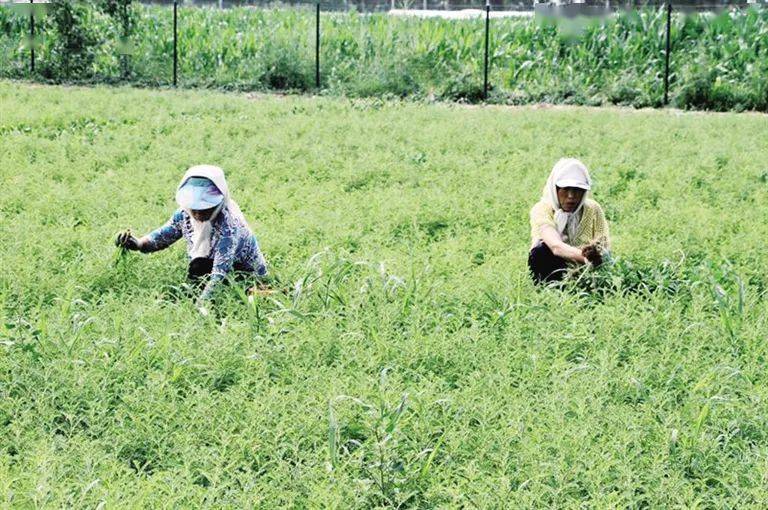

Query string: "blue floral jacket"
[[142, 208, 267, 299]]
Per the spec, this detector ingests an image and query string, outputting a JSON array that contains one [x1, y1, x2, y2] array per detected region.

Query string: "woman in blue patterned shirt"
[[116, 165, 268, 303]]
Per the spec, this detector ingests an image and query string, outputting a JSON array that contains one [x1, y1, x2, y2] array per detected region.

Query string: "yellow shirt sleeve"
[[530, 200, 556, 244]]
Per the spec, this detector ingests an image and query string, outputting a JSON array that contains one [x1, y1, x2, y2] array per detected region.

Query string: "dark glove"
[[581, 244, 603, 267], [115, 230, 142, 251]]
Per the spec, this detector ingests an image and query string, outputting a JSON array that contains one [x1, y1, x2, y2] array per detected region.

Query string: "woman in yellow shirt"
[[528, 158, 610, 283]]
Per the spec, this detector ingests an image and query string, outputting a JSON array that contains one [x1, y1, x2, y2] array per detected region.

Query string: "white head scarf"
[[176, 165, 250, 259], [542, 158, 591, 243]]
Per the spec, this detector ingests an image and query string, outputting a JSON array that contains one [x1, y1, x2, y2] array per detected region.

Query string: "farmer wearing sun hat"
[[528, 158, 610, 284], [116, 165, 268, 303]]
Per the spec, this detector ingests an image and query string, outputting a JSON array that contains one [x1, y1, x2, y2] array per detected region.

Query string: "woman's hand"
[[581, 244, 603, 267], [115, 230, 143, 251]]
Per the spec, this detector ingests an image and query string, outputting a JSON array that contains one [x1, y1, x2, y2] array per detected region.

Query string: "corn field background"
[[1, 4, 767, 109]]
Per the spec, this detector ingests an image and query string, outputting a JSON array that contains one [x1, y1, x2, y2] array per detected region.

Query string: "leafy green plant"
[[1, 4, 767, 110], [98, 0, 135, 78], [328, 368, 441, 507], [44, 0, 101, 80]]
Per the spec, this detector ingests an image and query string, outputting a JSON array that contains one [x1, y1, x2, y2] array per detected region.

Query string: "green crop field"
[[2, 81, 768, 507], [2, 4, 768, 111]]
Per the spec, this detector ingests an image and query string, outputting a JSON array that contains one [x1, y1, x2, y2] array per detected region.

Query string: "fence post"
[[664, 2, 671, 105], [315, 2, 320, 88], [121, 1, 129, 80], [173, 0, 178, 87], [483, 0, 490, 100], [29, 0, 35, 74]]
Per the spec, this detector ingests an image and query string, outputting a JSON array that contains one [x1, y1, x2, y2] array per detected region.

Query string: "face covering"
[[176, 165, 250, 259]]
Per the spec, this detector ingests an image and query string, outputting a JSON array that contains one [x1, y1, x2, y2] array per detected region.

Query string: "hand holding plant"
[[115, 230, 142, 251], [581, 243, 603, 267]]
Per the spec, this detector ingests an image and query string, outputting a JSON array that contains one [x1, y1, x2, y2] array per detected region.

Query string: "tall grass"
[[1, 4, 767, 110], [3, 81, 768, 506]]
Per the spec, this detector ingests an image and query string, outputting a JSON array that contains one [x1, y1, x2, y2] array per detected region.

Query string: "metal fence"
[[136, 0, 760, 11], [2, 0, 767, 109]]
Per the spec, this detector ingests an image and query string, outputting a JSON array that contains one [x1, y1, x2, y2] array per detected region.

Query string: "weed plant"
[[1, 82, 768, 506]]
